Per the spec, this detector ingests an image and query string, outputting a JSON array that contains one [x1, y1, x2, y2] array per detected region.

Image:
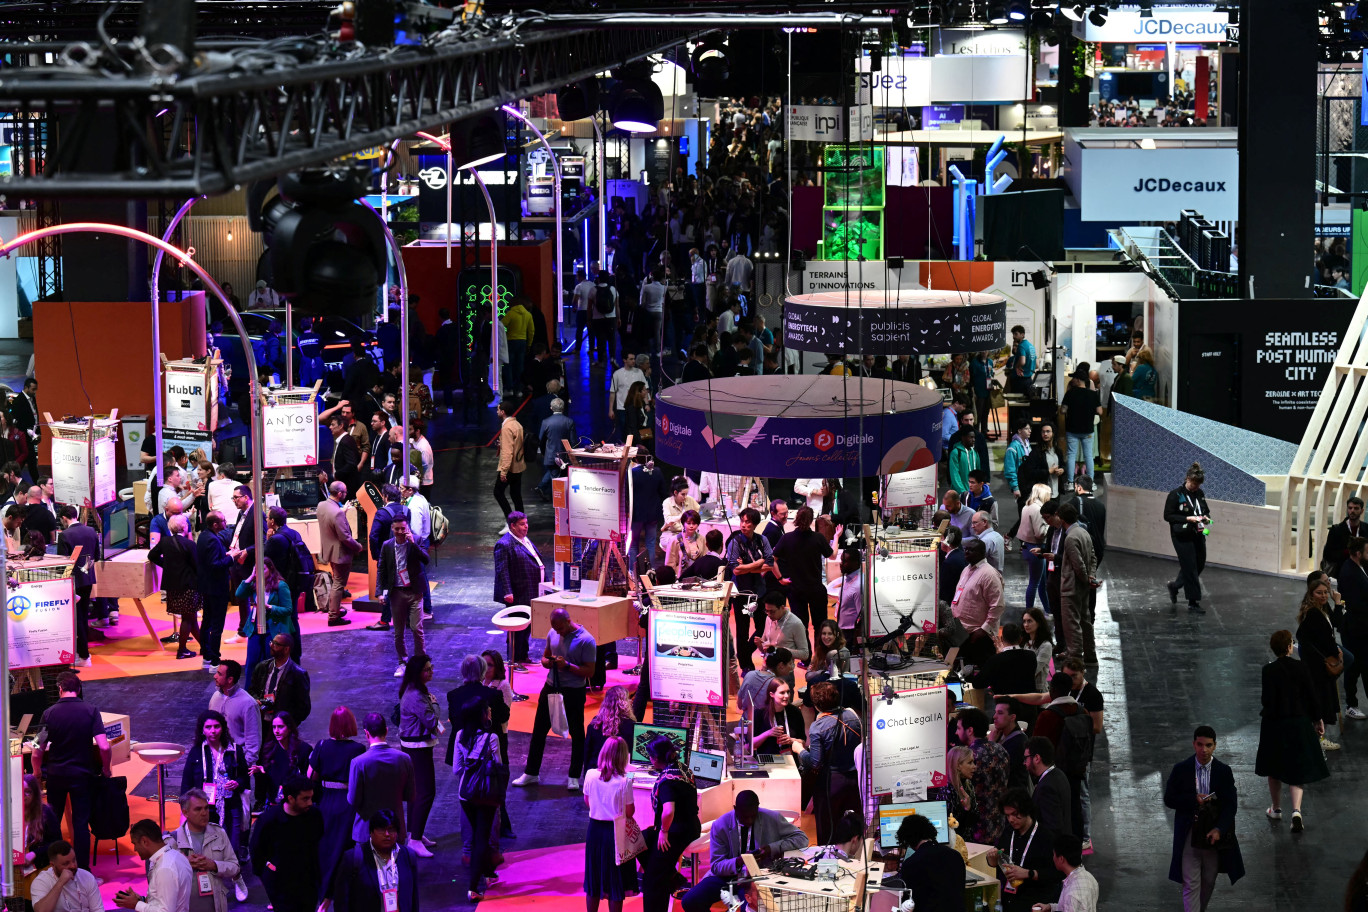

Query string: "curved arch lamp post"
[[149, 195, 203, 488], [500, 104, 564, 343], [360, 198, 412, 472]]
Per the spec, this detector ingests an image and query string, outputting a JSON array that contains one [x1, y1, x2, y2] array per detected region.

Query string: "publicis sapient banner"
[[653, 404, 941, 479], [871, 686, 948, 798], [7, 577, 76, 669], [649, 611, 725, 707], [262, 401, 319, 469], [783, 292, 1007, 355]]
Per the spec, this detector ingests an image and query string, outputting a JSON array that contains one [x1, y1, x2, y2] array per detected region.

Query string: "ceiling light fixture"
[[452, 112, 507, 170], [1061, 3, 1085, 21]]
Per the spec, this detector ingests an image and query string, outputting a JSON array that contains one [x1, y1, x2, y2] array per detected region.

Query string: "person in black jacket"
[[197, 512, 235, 670], [148, 514, 202, 659], [250, 634, 312, 729], [990, 788, 1062, 912], [330, 810, 420, 912], [968, 624, 1040, 698], [1297, 578, 1346, 751], [1337, 537, 1368, 720], [181, 709, 250, 836], [57, 506, 100, 666], [1322, 496, 1365, 571], [327, 415, 363, 497], [1163, 462, 1210, 614], [895, 812, 964, 912], [1163, 725, 1245, 910], [368, 486, 411, 632], [1255, 629, 1329, 830]]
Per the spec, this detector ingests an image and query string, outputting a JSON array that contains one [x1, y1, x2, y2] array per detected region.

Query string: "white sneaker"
[[1347, 707, 1367, 720], [394, 663, 406, 677], [74, 656, 92, 668], [234, 876, 248, 902], [107, 611, 119, 623], [1322, 736, 1342, 751], [407, 840, 433, 858], [498, 524, 509, 537], [567, 777, 581, 792], [511, 773, 539, 787], [223, 635, 240, 645]]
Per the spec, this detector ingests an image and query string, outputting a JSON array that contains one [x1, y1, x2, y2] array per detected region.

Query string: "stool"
[[131, 741, 187, 829], [492, 605, 532, 702]]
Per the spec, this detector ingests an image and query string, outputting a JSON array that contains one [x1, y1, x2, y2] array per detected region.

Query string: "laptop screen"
[[688, 748, 725, 782]]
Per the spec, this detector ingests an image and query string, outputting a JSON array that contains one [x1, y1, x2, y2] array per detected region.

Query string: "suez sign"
[[1074, 7, 1232, 42]]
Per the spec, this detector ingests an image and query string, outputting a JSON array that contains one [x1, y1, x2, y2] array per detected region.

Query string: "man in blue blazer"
[[197, 511, 236, 670], [1163, 725, 1244, 912], [681, 790, 808, 912], [493, 511, 544, 663], [330, 810, 419, 912]]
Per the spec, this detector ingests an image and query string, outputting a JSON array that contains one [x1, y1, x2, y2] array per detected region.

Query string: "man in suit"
[[328, 415, 363, 497], [681, 790, 808, 912], [317, 481, 361, 627], [367, 485, 410, 632], [249, 633, 312, 730], [226, 485, 266, 638], [493, 511, 544, 664], [377, 517, 429, 677], [347, 713, 425, 855], [329, 810, 419, 912], [197, 511, 235, 671], [365, 411, 391, 483], [1323, 495, 1366, 571], [1056, 502, 1097, 663], [1023, 736, 1072, 840], [1163, 725, 1244, 912], [9, 377, 39, 480], [56, 506, 99, 667]]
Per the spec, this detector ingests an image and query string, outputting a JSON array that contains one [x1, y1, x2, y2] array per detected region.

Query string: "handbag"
[[548, 692, 570, 737], [458, 733, 509, 806], [614, 812, 648, 865], [1326, 652, 1346, 677]]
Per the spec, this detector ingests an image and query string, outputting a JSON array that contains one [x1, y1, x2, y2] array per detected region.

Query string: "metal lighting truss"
[[0, 26, 690, 197]]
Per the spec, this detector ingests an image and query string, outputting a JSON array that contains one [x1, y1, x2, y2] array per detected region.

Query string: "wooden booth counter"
[[92, 549, 164, 650], [529, 590, 638, 645]]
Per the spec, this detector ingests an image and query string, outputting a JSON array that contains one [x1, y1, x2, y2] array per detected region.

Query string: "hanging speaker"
[[556, 80, 600, 122]]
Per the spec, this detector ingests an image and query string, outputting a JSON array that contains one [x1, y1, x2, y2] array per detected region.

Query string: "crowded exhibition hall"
[[0, 0, 1361, 911]]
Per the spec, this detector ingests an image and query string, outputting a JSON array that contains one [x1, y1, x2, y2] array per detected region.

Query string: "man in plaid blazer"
[[494, 511, 544, 663]]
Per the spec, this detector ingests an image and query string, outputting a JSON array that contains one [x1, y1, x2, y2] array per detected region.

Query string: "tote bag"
[[614, 813, 648, 865]]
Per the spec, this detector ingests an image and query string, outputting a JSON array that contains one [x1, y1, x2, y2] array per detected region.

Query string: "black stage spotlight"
[[451, 112, 507, 170], [1031, 9, 1053, 28], [1088, 5, 1108, 26], [690, 35, 730, 97], [1139, 0, 1153, 17], [609, 75, 664, 134], [1007, 0, 1029, 22], [556, 80, 600, 122], [1061, 3, 1085, 21], [988, 1, 1011, 24]]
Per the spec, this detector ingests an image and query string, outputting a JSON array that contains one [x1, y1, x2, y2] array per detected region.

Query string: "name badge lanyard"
[[378, 853, 400, 912], [1004, 822, 1037, 894]]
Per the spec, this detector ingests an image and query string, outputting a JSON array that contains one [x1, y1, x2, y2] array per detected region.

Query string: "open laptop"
[[276, 476, 320, 517], [688, 748, 726, 788]]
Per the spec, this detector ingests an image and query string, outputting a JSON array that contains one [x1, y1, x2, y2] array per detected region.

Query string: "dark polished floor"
[[87, 348, 1366, 910]]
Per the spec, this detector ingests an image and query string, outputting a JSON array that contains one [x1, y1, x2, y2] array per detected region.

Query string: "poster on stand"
[[871, 686, 948, 797], [870, 550, 938, 637], [649, 611, 725, 707], [566, 466, 623, 541], [6, 577, 76, 670], [263, 401, 319, 468], [164, 370, 214, 432], [50, 437, 117, 509], [881, 465, 938, 510]]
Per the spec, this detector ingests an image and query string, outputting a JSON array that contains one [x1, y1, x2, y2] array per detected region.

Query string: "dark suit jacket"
[[1163, 755, 1245, 885], [378, 539, 429, 593], [348, 744, 416, 842], [493, 532, 543, 603], [148, 533, 200, 592], [444, 682, 510, 765], [332, 843, 419, 912], [58, 522, 100, 588], [225, 506, 266, 572], [1336, 558, 1368, 639], [250, 658, 312, 725], [1031, 767, 1073, 839], [369, 503, 411, 557], [969, 648, 1039, 696], [1078, 495, 1107, 562], [1324, 518, 1368, 570], [331, 433, 363, 496], [898, 841, 965, 912], [196, 529, 235, 598]]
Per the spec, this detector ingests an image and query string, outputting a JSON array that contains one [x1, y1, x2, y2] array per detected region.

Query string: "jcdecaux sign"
[[1074, 8, 1232, 43]]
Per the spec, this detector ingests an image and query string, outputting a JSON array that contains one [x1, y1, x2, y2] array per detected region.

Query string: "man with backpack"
[[367, 485, 411, 632], [589, 269, 618, 367], [1030, 672, 1094, 847]]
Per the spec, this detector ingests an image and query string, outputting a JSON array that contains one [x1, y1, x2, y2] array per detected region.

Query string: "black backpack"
[[1048, 705, 1095, 777], [288, 530, 316, 583], [593, 283, 616, 316]]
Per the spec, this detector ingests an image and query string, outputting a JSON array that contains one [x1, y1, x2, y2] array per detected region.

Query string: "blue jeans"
[[629, 522, 659, 576], [1065, 431, 1094, 482], [1022, 545, 1050, 613]]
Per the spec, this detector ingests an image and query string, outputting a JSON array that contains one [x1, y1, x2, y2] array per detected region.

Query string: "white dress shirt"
[[30, 867, 104, 912], [136, 844, 195, 912], [406, 492, 432, 542]]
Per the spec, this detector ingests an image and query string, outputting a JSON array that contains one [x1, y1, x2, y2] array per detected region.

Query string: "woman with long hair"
[[307, 707, 365, 903], [931, 744, 979, 841], [642, 735, 700, 912], [236, 557, 299, 671], [453, 697, 504, 902], [1022, 608, 1054, 692], [1297, 578, 1347, 752], [623, 381, 653, 449], [251, 710, 310, 807], [585, 684, 638, 774], [752, 677, 804, 755], [1131, 347, 1158, 399], [1016, 483, 1053, 617], [1256, 629, 1329, 831], [1164, 462, 1211, 614], [582, 736, 638, 911], [181, 709, 248, 826], [1019, 423, 1066, 499], [479, 649, 516, 839], [810, 620, 849, 679], [147, 513, 202, 659], [664, 509, 707, 577], [17, 772, 60, 898], [398, 654, 440, 854]]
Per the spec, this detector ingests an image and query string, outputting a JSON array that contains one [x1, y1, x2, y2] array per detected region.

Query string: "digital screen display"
[[879, 801, 950, 848], [630, 724, 688, 765]]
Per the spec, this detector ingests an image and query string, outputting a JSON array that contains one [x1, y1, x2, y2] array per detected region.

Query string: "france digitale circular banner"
[[782, 289, 1007, 355]]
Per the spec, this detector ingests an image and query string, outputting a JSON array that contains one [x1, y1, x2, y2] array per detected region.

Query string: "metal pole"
[[285, 298, 293, 388], [473, 172, 501, 398], [150, 196, 201, 487], [446, 148, 454, 270], [360, 201, 413, 481], [592, 116, 607, 270], [3, 223, 270, 634], [0, 544, 10, 901], [501, 104, 564, 343]]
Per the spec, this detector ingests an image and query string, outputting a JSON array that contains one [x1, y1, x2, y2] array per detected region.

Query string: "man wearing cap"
[[1059, 365, 1102, 485], [247, 279, 280, 310], [402, 475, 434, 622]]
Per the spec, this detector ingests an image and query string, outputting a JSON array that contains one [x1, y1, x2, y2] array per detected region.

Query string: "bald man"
[[148, 495, 184, 547], [317, 481, 360, 626], [511, 607, 598, 791]]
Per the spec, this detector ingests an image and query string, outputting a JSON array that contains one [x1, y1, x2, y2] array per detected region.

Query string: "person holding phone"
[[1163, 463, 1211, 614]]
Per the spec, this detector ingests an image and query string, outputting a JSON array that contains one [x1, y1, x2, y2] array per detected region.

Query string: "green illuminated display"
[[822, 145, 886, 210]]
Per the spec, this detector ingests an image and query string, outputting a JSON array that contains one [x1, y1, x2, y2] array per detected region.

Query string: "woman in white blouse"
[[582, 736, 637, 911]]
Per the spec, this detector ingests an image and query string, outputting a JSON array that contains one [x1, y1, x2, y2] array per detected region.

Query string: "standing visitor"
[[773, 507, 834, 632], [316, 481, 360, 627], [329, 810, 420, 912], [895, 812, 965, 912], [149, 514, 203, 660], [796, 681, 862, 845], [1334, 536, 1368, 719], [1032, 834, 1099, 912], [397, 655, 440, 856], [307, 707, 366, 903], [249, 778, 324, 912], [1256, 629, 1329, 831], [56, 506, 98, 668], [493, 398, 525, 523], [163, 789, 242, 912], [348, 714, 418, 854], [1017, 484, 1052, 619], [1020, 423, 1065, 500], [582, 736, 638, 912], [1003, 420, 1032, 510], [451, 698, 504, 902], [988, 789, 1061, 912], [1296, 578, 1348, 752], [113, 820, 194, 912], [31, 673, 111, 871], [642, 735, 700, 912], [493, 511, 544, 664], [726, 507, 777, 673], [378, 519, 430, 677], [179, 710, 248, 888], [512, 608, 596, 790], [1322, 496, 1365, 570], [1164, 463, 1210, 614], [955, 707, 1010, 845], [196, 512, 235, 671], [1059, 366, 1102, 483], [1010, 326, 1036, 395], [1056, 503, 1097, 663], [1163, 726, 1245, 912]]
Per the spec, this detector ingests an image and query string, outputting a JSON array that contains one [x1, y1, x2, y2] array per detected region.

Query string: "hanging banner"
[[566, 466, 623, 541], [871, 686, 949, 798], [50, 435, 117, 509], [649, 611, 725, 707], [164, 366, 216, 432], [870, 549, 938, 637], [262, 401, 319, 469], [7, 577, 76, 670], [881, 465, 938, 510]]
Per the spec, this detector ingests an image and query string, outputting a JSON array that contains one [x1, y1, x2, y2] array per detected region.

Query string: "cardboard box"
[[132, 479, 150, 516], [101, 712, 131, 766]]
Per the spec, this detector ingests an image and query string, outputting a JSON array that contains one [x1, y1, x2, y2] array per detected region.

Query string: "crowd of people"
[[1089, 92, 1209, 129]]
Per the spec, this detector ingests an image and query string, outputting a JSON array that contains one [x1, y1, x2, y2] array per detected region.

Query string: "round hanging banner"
[[782, 290, 1007, 354], [654, 376, 943, 480]]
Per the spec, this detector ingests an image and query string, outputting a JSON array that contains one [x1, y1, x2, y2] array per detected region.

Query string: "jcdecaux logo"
[[1131, 18, 1228, 37]]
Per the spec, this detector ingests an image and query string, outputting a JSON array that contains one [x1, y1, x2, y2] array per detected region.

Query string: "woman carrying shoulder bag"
[[1297, 578, 1348, 753], [583, 735, 641, 912], [148, 514, 203, 659], [453, 697, 507, 902]]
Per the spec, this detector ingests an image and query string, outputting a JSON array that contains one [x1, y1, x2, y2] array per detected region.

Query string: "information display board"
[[648, 611, 725, 707], [881, 465, 939, 510], [566, 466, 623, 541], [164, 363, 218, 432], [870, 550, 938, 637], [50, 435, 117, 509], [263, 401, 319, 468], [870, 686, 948, 798], [7, 576, 76, 669]]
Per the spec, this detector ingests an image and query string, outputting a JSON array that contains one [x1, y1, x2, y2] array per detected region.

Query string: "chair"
[[492, 604, 532, 702]]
